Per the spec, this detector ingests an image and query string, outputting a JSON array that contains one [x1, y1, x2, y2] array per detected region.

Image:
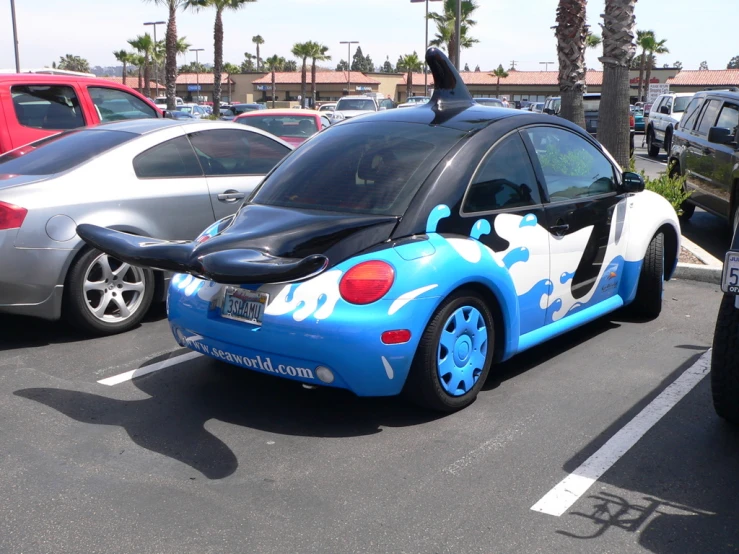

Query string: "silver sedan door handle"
[[217, 190, 245, 203]]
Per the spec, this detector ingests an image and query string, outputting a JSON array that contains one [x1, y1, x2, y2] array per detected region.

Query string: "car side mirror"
[[659, 105, 670, 115], [621, 172, 645, 193], [162, 110, 174, 119], [708, 126, 736, 146]]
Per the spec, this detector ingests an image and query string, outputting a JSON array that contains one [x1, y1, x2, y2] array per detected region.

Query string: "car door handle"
[[550, 221, 570, 236], [217, 190, 245, 202]]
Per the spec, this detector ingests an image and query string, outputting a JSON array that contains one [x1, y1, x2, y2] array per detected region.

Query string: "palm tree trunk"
[[598, 0, 636, 168], [407, 71, 412, 100], [122, 61, 127, 86], [165, 3, 178, 111], [637, 49, 646, 102], [138, 65, 143, 91], [301, 57, 307, 108], [272, 70, 276, 109], [213, 7, 224, 117], [256, 45, 260, 71], [144, 54, 151, 99], [644, 53, 653, 102], [496, 77, 500, 99], [554, 0, 588, 128], [311, 60, 317, 106]]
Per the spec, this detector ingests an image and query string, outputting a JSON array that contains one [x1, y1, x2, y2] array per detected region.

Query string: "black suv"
[[670, 90, 739, 227]]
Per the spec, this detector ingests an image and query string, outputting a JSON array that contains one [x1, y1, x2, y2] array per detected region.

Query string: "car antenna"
[[424, 47, 474, 110]]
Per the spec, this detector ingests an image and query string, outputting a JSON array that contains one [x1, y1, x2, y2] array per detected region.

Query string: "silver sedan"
[[0, 119, 292, 335]]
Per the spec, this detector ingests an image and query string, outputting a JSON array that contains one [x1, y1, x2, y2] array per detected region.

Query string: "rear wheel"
[[647, 128, 660, 157], [711, 293, 739, 425], [404, 290, 494, 412], [64, 248, 154, 335], [631, 232, 664, 319]]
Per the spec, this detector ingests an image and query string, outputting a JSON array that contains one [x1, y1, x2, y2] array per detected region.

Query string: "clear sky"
[[0, 0, 731, 73]]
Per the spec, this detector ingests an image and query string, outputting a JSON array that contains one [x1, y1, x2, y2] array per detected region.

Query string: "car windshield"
[[674, 96, 692, 113], [238, 115, 318, 138], [0, 130, 135, 176], [251, 121, 463, 216], [336, 99, 376, 111], [233, 105, 259, 115], [583, 97, 601, 111], [476, 99, 502, 107]]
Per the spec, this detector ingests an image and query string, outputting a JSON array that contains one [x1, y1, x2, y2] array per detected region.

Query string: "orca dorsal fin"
[[425, 47, 474, 109]]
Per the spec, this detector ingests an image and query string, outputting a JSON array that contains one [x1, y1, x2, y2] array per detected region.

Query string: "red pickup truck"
[[0, 74, 162, 154]]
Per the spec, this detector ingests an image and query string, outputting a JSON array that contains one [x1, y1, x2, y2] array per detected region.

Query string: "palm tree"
[[427, 0, 480, 68], [490, 64, 508, 99], [128, 34, 155, 98], [264, 55, 285, 108], [145, 0, 195, 110], [597, 0, 636, 168], [554, 0, 588, 128], [307, 42, 331, 106], [131, 54, 146, 91], [187, 0, 257, 117], [635, 30, 653, 102], [57, 54, 91, 73], [397, 53, 423, 100], [113, 50, 133, 86], [252, 35, 264, 71], [291, 42, 313, 108], [644, 36, 669, 102]]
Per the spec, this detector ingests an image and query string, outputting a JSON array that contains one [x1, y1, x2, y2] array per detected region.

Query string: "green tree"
[[397, 52, 423, 100], [113, 50, 134, 86], [635, 30, 653, 102], [644, 35, 669, 100], [463, 63, 470, 71], [264, 54, 285, 108], [586, 32, 601, 50], [128, 34, 155, 97], [283, 60, 298, 72], [131, 54, 146, 90], [490, 64, 508, 100], [554, 0, 588, 127], [699, 60, 709, 70], [307, 42, 331, 105], [252, 35, 264, 70], [381, 57, 394, 73], [427, 0, 479, 68], [57, 54, 91, 74], [598, 0, 637, 168], [223, 62, 240, 75], [336, 60, 349, 72], [291, 42, 313, 107], [674, 60, 683, 70], [187, 0, 257, 116], [180, 61, 207, 73], [240, 52, 256, 72], [350, 46, 374, 73]]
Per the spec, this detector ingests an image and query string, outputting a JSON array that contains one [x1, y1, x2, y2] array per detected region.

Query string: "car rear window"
[[0, 130, 135, 175], [674, 96, 693, 113], [251, 121, 463, 216], [237, 115, 318, 138], [336, 99, 376, 111]]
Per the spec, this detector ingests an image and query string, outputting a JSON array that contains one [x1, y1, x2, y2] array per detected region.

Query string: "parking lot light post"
[[340, 41, 358, 95], [10, 0, 20, 73], [454, 0, 461, 70], [539, 61, 554, 72], [411, 0, 442, 97], [190, 48, 204, 103], [144, 21, 166, 98]]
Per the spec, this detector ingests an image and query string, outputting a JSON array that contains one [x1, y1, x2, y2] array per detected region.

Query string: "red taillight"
[[629, 115, 635, 127], [381, 330, 411, 344], [0, 201, 27, 230], [339, 260, 394, 305]]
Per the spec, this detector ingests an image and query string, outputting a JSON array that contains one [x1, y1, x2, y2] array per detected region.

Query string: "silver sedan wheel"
[[83, 253, 146, 323]]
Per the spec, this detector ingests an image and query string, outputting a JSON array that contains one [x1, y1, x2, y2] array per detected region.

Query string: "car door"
[[706, 101, 739, 218], [685, 99, 723, 215], [187, 128, 292, 220], [649, 96, 664, 140], [85, 86, 159, 123], [522, 125, 627, 324]]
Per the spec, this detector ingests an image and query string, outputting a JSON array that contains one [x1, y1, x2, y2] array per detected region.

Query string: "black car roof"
[[692, 89, 739, 101]]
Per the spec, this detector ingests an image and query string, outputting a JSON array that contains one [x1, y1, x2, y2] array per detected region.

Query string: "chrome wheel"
[[83, 253, 146, 322]]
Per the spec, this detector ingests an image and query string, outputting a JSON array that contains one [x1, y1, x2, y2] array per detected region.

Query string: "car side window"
[[320, 116, 331, 128], [88, 87, 158, 122], [715, 103, 739, 134], [696, 100, 722, 136], [524, 126, 616, 202], [664, 97, 673, 113], [188, 129, 291, 176], [133, 136, 203, 179], [680, 98, 704, 131], [462, 133, 541, 213], [11, 85, 85, 130], [652, 97, 664, 114]]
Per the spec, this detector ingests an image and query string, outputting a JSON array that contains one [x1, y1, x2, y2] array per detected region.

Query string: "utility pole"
[[539, 61, 555, 71], [454, 0, 461, 69], [10, 0, 21, 73], [190, 48, 204, 103], [411, 0, 441, 96], [340, 41, 359, 95], [144, 20, 166, 98], [510, 60, 518, 70]]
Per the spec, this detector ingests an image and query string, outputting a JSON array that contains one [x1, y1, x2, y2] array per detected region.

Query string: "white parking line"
[[531, 350, 711, 517], [97, 351, 202, 386]]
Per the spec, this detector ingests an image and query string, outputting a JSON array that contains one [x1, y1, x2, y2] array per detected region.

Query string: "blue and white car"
[[78, 49, 681, 412]]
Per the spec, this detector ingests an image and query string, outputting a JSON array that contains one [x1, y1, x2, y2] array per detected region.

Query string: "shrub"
[[642, 161, 692, 216]]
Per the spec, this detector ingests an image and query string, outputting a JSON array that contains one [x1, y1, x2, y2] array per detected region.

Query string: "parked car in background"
[[669, 90, 739, 228], [179, 104, 209, 119], [168, 110, 197, 120], [317, 102, 336, 113], [543, 96, 561, 115], [0, 119, 292, 335], [220, 103, 266, 121], [155, 96, 184, 107], [330, 96, 378, 121], [530, 102, 545, 113], [646, 92, 695, 157], [0, 73, 162, 154], [631, 105, 645, 132], [397, 96, 431, 109], [474, 98, 504, 108], [235, 110, 331, 146]]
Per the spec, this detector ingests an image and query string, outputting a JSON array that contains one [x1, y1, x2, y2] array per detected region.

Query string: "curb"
[[674, 263, 721, 284], [681, 236, 723, 267]]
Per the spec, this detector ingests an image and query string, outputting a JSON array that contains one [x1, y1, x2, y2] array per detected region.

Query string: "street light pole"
[[454, 0, 461, 70], [190, 48, 204, 104], [10, 0, 21, 73], [144, 20, 166, 98], [424, 0, 429, 96], [539, 61, 555, 72], [339, 41, 358, 95]]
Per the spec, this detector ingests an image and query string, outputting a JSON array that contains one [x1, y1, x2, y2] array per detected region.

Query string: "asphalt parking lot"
[[1, 278, 737, 554]]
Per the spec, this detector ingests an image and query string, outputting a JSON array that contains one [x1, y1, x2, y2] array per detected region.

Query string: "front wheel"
[[64, 248, 154, 335], [711, 294, 739, 425], [404, 290, 494, 412], [630, 232, 664, 319], [647, 129, 660, 157]]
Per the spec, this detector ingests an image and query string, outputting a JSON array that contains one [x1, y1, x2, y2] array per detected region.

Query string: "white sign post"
[[647, 83, 670, 103]]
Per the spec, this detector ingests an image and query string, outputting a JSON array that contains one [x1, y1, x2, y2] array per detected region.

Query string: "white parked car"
[[180, 104, 209, 119], [330, 96, 378, 122], [646, 92, 695, 157]]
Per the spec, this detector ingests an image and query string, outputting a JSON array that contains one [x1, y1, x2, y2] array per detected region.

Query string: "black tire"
[[630, 133, 635, 158], [403, 290, 495, 412], [711, 293, 739, 425], [647, 128, 660, 157], [64, 248, 154, 336], [631, 232, 664, 319], [670, 163, 695, 221], [664, 129, 673, 155]]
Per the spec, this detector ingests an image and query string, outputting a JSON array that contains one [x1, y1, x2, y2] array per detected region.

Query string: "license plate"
[[721, 251, 739, 294], [221, 287, 268, 325]]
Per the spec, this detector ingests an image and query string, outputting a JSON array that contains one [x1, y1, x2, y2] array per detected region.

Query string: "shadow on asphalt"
[[680, 208, 731, 262], [555, 353, 739, 553]]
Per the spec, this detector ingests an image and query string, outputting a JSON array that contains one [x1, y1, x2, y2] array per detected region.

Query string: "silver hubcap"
[[83, 253, 146, 323]]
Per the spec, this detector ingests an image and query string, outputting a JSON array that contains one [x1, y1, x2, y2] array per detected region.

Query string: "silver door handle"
[[217, 190, 245, 202]]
